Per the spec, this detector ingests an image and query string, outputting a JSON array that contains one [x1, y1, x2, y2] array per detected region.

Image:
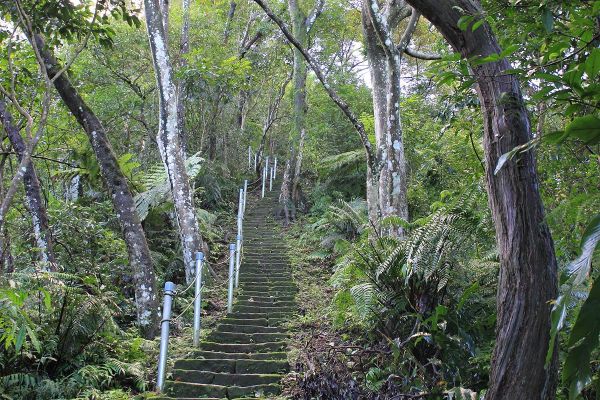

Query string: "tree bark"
[[279, 157, 293, 226], [144, 0, 206, 283], [31, 34, 160, 338], [0, 99, 56, 269], [177, 0, 191, 155], [404, 1, 558, 398], [287, 0, 309, 205], [362, 0, 411, 236]]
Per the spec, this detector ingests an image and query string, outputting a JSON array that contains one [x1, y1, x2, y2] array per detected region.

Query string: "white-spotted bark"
[[31, 34, 160, 338], [0, 99, 56, 268], [144, 0, 206, 283]]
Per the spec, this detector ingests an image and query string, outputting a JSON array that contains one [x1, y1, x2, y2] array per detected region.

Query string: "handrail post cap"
[[164, 281, 176, 293], [196, 252, 204, 261], [229, 243, 236, 251]]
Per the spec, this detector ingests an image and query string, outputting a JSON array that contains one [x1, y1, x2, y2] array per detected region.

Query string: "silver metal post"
[[248, 146, 251, 169], [227, 243, 236, 313], [253, 153, 257, 170], [193, 252, 203, 347], [269, 166, 273, 191], [242, 179, 248, 216], [157, 281, 175, 392], [235, 234, 242, 288], [261, 165, 266, 198], [274, 157, 278, 179]]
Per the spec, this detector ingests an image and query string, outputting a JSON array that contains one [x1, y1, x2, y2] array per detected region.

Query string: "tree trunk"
[[362, 0, 410, 237], [279, 157, 293, 226], [144, 0, 206, 283], [287, 0, 308, 206], [405, 1, 558, 398], [32, 34, 160, 338], [0, 99, 56, 269], [291, 127, 305, 206], [177, 0, 191, 155]]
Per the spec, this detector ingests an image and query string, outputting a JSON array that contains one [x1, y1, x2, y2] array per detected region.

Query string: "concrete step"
[[233, 304, 296, 314], [174, 358, 289, 374], [200, 341, 287, 353], [173, 369, 283, 386], [235, 300, 296, 308], [216, 323, 286, 334], [164, 381, 281, 398], [237, 294, 296, 302], [191, 350, 286, 360], [207, 331, 288, 344]]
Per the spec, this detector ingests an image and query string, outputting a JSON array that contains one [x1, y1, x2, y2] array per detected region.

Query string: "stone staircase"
[[160, 186, 296, 399]]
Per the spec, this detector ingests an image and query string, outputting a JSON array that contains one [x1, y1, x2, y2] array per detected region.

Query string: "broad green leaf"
[[541, 7, 553, 33], [457, 15, 474, 31], [563, 278, 600, 399], [584, 48, 600, 79], [471, 19, 484, 32], [565, 115, 600, 145], [15, 325, 26, 352], [567, 214, 600, 285]]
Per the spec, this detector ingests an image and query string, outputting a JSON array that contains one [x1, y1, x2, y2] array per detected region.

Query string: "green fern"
[[134, 152, 204, 221]]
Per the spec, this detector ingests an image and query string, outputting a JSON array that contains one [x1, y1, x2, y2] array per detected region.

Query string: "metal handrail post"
[[227, 243, 236, 313], [274, 157, 277, 179], [242, 179, 248, 216], [248, 146, 251, 169], [193, 252, 204, 347], [157, 281, 175, 392], [235, 234, 242, 287], [261, 165, 266, 198]]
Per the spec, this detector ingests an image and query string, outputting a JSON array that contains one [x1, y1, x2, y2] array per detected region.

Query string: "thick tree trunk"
[[405, 1, 558, 398], [287, 0, 308, 206], [362, 0, 410, 237], [291, 127, 305, 206], [32, 34, 160, 338], [144, 0, 206, 283], [0, 99, 56, 268], [279, 158, 293, 226]]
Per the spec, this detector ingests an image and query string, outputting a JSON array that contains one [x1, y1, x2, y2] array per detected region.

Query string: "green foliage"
[[548, 215, 600, 399], [134, 152, 204, 221], [0, 272, 153, 399]]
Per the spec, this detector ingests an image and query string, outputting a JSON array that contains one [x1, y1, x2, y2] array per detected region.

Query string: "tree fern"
[[134, 152, 204, 221]]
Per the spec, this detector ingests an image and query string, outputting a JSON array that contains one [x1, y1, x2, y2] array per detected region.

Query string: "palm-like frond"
[[134, 152, 204, 220]]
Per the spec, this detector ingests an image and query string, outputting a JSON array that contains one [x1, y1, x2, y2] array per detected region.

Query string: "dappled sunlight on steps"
[[156, 187, 296, 399]]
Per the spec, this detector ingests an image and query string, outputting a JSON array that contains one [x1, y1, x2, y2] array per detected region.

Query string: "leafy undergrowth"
[[280, 217, 406, 400]]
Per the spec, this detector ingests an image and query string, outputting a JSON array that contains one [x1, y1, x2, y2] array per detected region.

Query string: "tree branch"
[[305, 0, 325, 33], [252, 0, 376, 172], [403, 46, 442, 60], [397, 8, 420, 52]]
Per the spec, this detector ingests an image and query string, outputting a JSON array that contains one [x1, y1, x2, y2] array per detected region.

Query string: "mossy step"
[[200, 341, 287, 353], [237, 294, 296, 302], [164, 381, 281, 398], [240, 272, 292, 284], [174, 359, 289, 374], [191, 350, 286, 360], [237, 288, 297, 297], [221, 316, 286, 327], [235, 300, 295, 308], [239, 273, 291, 279], [173, 369, 283, 386], [208, 331, 288, 344], [216, 323, 286, 334], [233, 304, 296, 314], [221, 317, 269, 326], [230, 311, 293, 320], [208, 332, 288, 344]]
